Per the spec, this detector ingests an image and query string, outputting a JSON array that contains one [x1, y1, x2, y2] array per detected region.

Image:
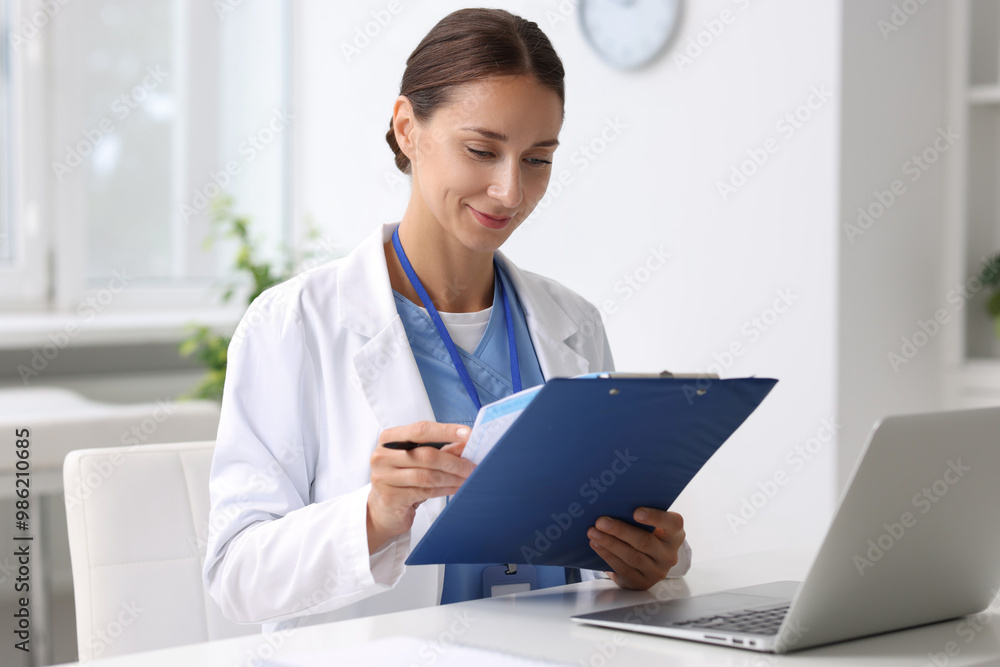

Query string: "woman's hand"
[[587, 508, 686, 590], [367, 421, 476, 554]]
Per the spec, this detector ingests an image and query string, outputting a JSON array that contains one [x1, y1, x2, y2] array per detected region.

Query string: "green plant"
[[983, 254, 1000, 339], [178, 195, 328, 400]]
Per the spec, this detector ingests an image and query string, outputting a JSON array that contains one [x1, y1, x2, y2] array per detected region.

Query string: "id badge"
[[482, 564, 538, 598]]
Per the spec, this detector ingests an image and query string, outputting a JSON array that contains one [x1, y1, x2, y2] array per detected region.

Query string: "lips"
[[469, 206, 513, 229]]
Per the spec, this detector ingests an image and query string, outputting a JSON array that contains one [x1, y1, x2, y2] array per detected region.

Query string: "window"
[[1, 0, 291, 313], [1, 0, 13, 267]]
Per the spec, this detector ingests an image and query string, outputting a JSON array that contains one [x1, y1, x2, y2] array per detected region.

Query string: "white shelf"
[[946, 359, 1000, 408], [0, 308, 242, 350], [944, 2, 1000, 407], [968, 85, 1000, 104], [953, 358, 1000, 380]]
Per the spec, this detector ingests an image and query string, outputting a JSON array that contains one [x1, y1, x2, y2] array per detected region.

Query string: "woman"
[[203, 8, 690, 633]]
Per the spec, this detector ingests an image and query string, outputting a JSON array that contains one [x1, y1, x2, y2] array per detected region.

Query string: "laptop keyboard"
[[673, 602, 790, 636]]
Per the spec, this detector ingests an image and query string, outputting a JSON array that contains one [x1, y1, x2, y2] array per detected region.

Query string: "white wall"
[[295, 0, 840, 561], [837, 0, 949, 487]]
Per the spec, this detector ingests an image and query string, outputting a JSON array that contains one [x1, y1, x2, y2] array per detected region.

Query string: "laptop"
[[572, 405, 1000, 653]]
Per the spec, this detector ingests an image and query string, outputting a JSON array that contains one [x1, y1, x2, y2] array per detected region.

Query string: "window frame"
[[0, 0, 49, 310], [1, 0, 294, 319], [0, 0, 9, 264]]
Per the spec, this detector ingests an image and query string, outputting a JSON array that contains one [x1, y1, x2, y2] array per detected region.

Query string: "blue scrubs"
[[392, 259, 573, 603]]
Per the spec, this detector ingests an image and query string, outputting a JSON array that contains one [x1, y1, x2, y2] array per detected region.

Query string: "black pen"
[[382, 441, 450, 451]]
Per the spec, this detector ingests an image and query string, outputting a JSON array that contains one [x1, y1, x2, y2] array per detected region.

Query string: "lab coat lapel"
[[338, 223, 436, 430], [338, 224, 592, 431], [495, 252, 591, 379]]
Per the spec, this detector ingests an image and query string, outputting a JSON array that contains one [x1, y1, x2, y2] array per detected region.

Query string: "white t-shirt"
[[417, 305, 492, 355]]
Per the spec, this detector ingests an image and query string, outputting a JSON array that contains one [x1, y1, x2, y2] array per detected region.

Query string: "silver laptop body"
[[572, 406, 1000, 653]]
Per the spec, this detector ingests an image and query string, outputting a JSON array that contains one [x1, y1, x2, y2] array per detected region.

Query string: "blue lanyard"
[[392, 226, 521, 411]]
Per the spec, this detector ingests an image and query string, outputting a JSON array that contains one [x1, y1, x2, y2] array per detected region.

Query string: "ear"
[[392, 96, 418, 161]]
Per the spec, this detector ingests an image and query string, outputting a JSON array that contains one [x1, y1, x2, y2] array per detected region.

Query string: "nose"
[[487, 159, 523, 210]]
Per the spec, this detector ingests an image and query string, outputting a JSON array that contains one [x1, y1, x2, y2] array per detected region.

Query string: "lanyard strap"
[[392, 227, 520, 411]]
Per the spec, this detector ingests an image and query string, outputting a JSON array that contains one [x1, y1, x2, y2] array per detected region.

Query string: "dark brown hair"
[[386, 8, 565, 174]]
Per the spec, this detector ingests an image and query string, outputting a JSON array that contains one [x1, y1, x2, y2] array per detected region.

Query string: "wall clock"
[[579, 0, 683, 70]]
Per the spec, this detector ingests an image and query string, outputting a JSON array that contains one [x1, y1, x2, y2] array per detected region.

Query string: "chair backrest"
[[63, 440, 260, 661]]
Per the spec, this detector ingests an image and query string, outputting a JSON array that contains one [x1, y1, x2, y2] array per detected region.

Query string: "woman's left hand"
[[587, 508, 685, 590]]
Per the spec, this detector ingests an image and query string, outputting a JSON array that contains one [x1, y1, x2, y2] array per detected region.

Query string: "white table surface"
[[53, 544, 1000, 666]]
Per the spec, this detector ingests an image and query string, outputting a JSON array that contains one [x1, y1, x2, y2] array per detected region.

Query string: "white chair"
[[63, 440, 260, 661]]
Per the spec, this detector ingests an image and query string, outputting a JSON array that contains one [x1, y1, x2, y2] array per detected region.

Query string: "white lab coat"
[[203, 222, 690, 633]]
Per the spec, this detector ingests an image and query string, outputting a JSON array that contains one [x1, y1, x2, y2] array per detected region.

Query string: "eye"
[[465, 146, 552, 167]]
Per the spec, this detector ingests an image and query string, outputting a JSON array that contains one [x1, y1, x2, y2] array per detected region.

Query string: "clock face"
[[579, 0, 682, 70]]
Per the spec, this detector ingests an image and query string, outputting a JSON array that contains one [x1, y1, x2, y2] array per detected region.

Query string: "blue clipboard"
[[405, 375, 778, 571]]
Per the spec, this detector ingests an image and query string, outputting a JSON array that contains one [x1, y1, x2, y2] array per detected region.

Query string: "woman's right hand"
[[367, 421, 476, 554]]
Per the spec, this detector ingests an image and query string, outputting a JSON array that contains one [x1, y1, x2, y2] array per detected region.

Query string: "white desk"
[[52, 545, 1000, 666]]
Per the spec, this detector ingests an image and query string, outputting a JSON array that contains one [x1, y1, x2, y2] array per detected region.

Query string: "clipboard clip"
[[597, 371, 721, 398], [596, 371, 720, 380]]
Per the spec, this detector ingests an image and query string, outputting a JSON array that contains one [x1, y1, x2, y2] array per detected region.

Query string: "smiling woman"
[[384, 74, 564, 312], [203, 7, 690, 634]]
